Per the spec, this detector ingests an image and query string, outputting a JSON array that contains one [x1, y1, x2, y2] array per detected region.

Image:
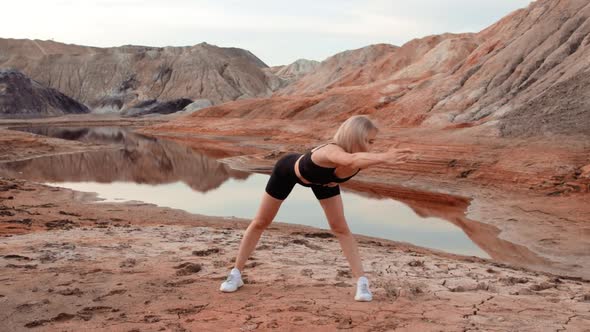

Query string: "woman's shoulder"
[[310, 142, 343, 155], [324, 142, 343, 150], [310, 143, 345, 166], [310, 141, 336, 152], [324, 142, 346, 154]]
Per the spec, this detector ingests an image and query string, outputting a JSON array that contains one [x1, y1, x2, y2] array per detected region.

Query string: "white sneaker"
[[220, 268, 244, 292], [355, 276, 373, 302]]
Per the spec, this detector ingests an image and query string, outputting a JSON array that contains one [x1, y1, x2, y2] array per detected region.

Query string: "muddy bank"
[[143, 117, 590, 279]]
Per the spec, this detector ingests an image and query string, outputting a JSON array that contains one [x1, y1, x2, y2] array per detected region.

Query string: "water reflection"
[[2, 127, 249, 192], [1, 126, 491, 258], [14, 126, 137, 145], [346, 182, 548, 267]]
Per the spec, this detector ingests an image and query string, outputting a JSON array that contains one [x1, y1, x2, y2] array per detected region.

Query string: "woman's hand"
[[384, 148, 415, 164]]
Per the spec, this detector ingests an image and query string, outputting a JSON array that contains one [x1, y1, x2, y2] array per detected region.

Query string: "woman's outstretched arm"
[[324, 147, 414, 169]]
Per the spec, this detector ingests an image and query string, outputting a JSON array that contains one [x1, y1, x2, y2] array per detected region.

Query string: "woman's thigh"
[[252, 192, 284, 227], [317, 194, 350, 234]]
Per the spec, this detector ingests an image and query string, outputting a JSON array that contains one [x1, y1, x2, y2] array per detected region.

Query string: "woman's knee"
[[251, 216, 273, 231], [329, 222, 350, 236]]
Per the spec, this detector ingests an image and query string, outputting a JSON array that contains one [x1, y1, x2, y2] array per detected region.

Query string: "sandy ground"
[[0, 116, 589, 331], [1, 178, 589, 332]]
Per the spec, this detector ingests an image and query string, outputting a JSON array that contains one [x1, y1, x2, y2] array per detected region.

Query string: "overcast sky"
[[2, 0, 533, 66]]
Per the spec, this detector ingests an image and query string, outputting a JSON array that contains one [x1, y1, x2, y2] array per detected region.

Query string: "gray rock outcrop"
[[0, 69, 89, 118], [121, 98, 193, 117]]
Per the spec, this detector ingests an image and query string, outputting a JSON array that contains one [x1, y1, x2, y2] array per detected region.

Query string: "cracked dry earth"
[[1, 190, 589, 331]]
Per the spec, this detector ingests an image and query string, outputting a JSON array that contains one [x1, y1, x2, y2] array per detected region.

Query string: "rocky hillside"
[[2, 0, 588, 135], [277, 43, 401, 95], [0, 69, 89, 118], [424, 0, 590, 135], [0, 39, 280, 112], [266, 59, 320, 86], [182, 0, 590, 137]]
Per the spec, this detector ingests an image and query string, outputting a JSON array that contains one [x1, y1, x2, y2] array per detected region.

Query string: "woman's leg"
[[233, 153, 300, 271], [234, 192, 283, 271], [317, 194, 365, 278]]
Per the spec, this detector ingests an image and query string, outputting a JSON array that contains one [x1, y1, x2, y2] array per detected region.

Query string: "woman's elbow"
[[342, 156, 358, 169]]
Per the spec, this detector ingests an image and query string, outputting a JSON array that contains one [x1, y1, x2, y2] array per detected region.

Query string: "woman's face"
[[365, 129, 378, 151]]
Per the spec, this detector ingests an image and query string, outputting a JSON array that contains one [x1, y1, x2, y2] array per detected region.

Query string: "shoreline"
[[1, 117, 589, 278], [143, 117, 590, 279]]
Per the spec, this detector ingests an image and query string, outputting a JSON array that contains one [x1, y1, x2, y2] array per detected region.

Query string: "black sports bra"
[[298, 143, 360, 185]]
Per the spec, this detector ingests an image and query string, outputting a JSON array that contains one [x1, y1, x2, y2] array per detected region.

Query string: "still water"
[[2, 126, 489, 258]]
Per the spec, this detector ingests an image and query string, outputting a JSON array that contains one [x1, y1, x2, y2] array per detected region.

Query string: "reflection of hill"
[[345, 181, 549, 269], [14, 126, 134, 144], [0, 127, 249, 192]]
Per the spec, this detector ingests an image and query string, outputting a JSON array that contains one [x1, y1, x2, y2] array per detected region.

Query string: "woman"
[[220, 115, 413, 301]]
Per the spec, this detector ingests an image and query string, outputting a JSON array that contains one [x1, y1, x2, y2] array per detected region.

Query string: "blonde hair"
[[333, 115, 378, 153]]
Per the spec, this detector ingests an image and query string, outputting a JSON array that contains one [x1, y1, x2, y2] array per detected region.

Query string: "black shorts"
[[265, 153, 340, 201]]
